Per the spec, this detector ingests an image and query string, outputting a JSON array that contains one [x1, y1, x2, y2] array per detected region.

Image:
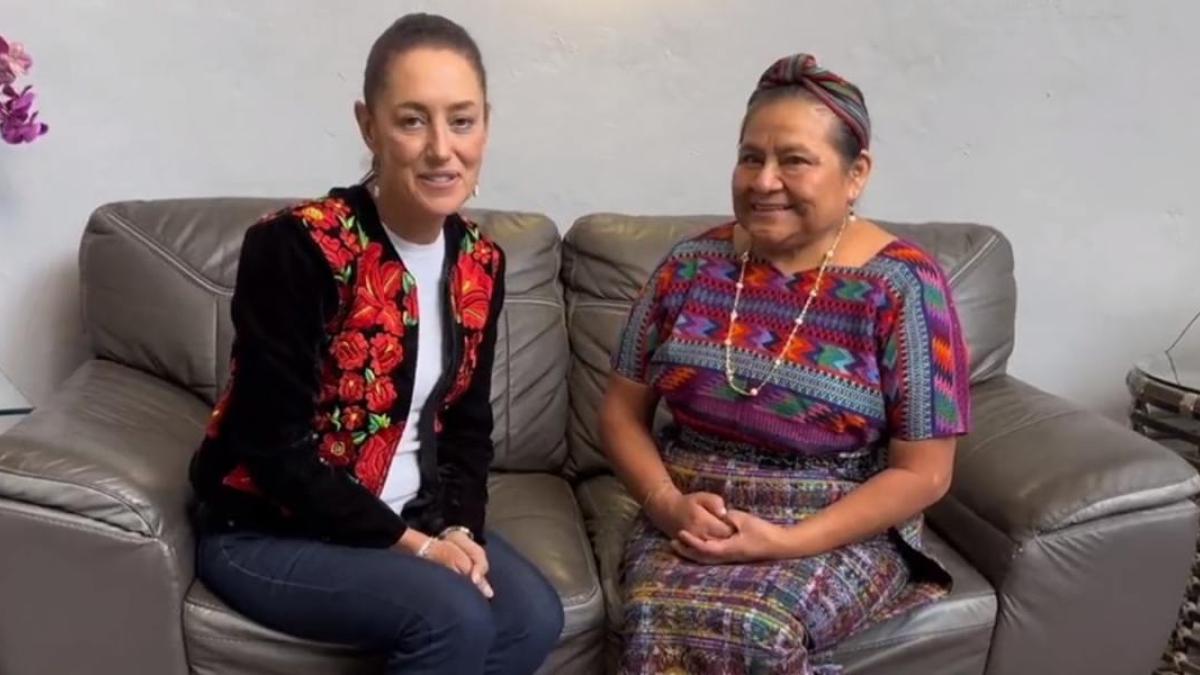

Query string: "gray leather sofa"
[[1, 198, 1197, 675]]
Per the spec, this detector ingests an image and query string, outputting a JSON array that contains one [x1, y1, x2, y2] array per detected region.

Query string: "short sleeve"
[[878, 248, 972, 440], [611, 250, 685, 384]]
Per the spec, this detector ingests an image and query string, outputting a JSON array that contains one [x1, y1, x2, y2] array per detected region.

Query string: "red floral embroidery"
[[338, 372, 366, 402], [446, 331, 484, 404], [319, 431, 355, 467], [347, 243, 407, 336], [455, 254, 493, 330], [342, 406, 367, 432], [366, 376, 397, 413], [221, 464, 262, 495], [294, 201, 351, 232], [333, 332, 369, 370], [441, 228, 500, 404], [313, 231, 356, 272], [370, 333, 404, 375], [355, 424, 403, 493], [471, 242, 494, 266]]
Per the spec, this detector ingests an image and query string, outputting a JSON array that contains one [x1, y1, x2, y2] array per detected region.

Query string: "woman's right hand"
[[646, 489, 736, 541], [394, 530, 477, 584]]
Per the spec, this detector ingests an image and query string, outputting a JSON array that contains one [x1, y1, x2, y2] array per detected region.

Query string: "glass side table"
[[1128, 351, 1200, 466]]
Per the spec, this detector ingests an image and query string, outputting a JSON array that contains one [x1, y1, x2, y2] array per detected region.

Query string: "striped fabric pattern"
[[612, 223, 971, 674], [754, 53, 871, 150]]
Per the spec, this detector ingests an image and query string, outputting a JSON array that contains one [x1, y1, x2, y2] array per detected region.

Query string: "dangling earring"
[[472, 183, 480, 198]]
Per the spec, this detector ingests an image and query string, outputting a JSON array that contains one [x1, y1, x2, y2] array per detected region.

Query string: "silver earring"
[[472, 183, 480, 198]]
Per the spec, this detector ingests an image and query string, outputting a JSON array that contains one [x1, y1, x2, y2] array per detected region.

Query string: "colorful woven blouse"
[[612, 222, 972, 674]]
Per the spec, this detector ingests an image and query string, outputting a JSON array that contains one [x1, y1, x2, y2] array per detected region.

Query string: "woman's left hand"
[[672, 510, 787, 564], [443, 530, 494, 598]]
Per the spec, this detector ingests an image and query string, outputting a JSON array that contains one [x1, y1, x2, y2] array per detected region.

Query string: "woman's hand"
[[671, 510, 788, 564], [442, 530, 494, 599], [394, 530, 490, 596], [646, 488, 736, 541]]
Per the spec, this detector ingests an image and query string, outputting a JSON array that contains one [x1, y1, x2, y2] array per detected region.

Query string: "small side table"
[[1131, 352, 1200, 673], [1128, 352, 1200, 466]]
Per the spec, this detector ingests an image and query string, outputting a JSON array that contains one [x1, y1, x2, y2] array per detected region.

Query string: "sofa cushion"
[[81, 200, 568, 472], [560, 213, 1016, 477], [184, 580, 380, 675], [184, 472, 603, 675], [574, 473, 995, 675]]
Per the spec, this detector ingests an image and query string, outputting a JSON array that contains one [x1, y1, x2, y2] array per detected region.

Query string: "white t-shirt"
[[379, 227, 445, 513]]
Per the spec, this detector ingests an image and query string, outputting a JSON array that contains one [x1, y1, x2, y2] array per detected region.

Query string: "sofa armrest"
[[0, 358, 207, 544], [928, 375, 1200, 675], [0, 359, 208, 675], [931, 375, 1199, 551]]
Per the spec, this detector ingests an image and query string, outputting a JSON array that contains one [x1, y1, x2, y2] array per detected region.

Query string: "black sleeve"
[[438, 252, 506, 541], [221, 216, 407, 547]]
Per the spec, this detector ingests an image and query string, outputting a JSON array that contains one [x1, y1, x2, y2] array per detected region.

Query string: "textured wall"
[[0, 0, 1197, 414]]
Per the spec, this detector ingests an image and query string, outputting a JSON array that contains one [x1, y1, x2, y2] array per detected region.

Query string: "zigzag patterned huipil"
[[612, 223, 972, 674]]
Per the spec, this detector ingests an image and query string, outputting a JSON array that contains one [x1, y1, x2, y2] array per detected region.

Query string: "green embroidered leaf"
[[368, 414, 391, 434], [336, 267, 352, 284], [404, 313, 417, 327], [352, 432, 368, 446], [364, 368, 376, 384], [402, 271, 415, 293], [331, 407, 342, 432]]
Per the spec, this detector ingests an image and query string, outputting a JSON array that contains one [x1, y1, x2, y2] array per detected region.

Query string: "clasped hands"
[[395, 527, 494, 598], [643, 483, 790, 564]]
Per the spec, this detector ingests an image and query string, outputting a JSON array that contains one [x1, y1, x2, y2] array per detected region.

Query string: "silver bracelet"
[[415, 537, 436, 559], [438, 526, 474, 541]]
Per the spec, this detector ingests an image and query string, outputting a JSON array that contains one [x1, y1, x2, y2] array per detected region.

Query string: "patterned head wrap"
[[752, 53, 870, 150]]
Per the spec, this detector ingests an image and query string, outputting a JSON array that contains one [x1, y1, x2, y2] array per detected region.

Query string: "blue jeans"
[[197, 530, 564, 675]]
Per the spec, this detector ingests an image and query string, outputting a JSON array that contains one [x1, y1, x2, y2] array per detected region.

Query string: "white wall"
[[1, 0, 1197, 415]]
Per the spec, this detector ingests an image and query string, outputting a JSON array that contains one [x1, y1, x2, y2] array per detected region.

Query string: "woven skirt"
[[618, 432, 949, 675]]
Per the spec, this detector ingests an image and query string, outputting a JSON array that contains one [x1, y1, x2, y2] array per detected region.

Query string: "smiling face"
[[732, 97, 869, 254], [355, 46, 488, 224]]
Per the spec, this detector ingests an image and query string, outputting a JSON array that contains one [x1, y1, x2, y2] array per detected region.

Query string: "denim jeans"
[[197, 529, 564, 674]]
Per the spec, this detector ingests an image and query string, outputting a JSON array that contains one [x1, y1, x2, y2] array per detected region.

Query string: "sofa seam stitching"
[[0, 466, 156, 535], [946, 231, 1001, 285], [97, 206, 230, 295]]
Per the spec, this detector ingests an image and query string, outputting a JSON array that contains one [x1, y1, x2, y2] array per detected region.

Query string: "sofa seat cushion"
[[832, 530, 996, 674], [184, 472, 603, 675], [576, 474, 996, 675]]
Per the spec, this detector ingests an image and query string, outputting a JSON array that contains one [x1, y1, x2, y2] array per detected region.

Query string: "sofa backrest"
[[79, 199, 568, 472], [560, 214, 1017, 478]]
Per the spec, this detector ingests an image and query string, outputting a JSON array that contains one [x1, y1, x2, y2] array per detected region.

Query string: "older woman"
[[600, 53, 971, 674]]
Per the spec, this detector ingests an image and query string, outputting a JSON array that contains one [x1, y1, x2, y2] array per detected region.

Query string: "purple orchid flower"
[[0, 37, 33, 87], [1, 84, 48, 144]]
